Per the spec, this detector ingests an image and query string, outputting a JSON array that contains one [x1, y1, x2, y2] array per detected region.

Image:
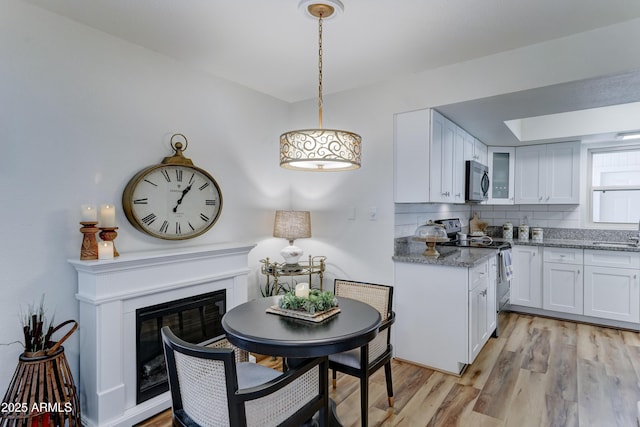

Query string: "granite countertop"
[[393, 243, 498, 268], [508, 237, 640, 252], [393, 234, 640, 268]]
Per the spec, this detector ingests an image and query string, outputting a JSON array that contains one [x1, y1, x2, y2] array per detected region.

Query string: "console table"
[[260, 255, 326, 296]]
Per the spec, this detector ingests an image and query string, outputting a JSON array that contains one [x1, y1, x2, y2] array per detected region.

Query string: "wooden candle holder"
[[80, 221, 99, 260], [99, 227, 119, 257]]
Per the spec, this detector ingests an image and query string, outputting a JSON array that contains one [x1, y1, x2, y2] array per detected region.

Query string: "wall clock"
[[122, 134, 222, 240]]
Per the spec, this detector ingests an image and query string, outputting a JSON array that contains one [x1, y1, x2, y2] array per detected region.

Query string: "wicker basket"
[[0, 320, 81, 427]]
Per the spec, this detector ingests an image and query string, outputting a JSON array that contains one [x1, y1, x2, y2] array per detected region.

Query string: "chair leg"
[[360, 376, 368, 427], [332, 369, 337, 389], [384, 361, 394, 407]]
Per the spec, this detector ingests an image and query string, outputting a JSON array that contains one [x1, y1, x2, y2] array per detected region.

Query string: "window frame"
[[587, 144, 640, 228]]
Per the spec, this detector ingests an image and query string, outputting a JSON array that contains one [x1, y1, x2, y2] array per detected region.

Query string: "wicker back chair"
[[161, 326, 327, 427], [329, 279, 395, 427]]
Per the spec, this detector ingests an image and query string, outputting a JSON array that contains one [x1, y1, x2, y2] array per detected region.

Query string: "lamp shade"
[[273, 211, 312, 241], [280, 129, 361, 171]]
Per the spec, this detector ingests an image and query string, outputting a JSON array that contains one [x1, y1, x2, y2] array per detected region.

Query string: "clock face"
[[123, 164, 222, 240]]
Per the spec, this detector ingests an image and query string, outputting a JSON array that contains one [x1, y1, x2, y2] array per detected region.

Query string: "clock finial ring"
[[170, 133, 189, 153]]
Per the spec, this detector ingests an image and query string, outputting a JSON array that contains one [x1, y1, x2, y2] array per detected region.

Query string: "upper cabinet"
[[514, 141, 581, 204], [394, 109, 431, 203], [464, 133, 488, 166], [487, 147, 515, 204], [394, 109, 466, 204], [431, 110, 465, 203]]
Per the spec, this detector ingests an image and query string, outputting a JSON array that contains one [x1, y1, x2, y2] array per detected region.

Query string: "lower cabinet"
[[469, 256, 496, 362], [543, 248, 583, 315], [511, 246, 542, 308], [583, 250, 640, 323], [509, 246, 640, 326], [394, 257, 496, 375]]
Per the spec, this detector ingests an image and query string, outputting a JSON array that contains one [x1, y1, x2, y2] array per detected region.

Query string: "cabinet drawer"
[[543, 247, 583, 264], [584, 249, 640, 269], [469, 260, 489, 290]]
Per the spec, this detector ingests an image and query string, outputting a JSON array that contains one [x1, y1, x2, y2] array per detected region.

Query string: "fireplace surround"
[[69, 242, 255, 427]]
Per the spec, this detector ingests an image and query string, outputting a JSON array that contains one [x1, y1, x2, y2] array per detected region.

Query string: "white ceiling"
[[22, 0, 640, 143]]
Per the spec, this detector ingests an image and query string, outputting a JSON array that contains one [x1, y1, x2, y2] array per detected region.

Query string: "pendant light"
[[280, 0, 362, 171]]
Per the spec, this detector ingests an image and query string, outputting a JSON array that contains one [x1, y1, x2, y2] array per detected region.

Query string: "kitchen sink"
[[592, 241, 639, 248]]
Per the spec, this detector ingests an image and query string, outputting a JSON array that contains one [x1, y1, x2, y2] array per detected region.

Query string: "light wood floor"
[[136, 312, 640, 426]]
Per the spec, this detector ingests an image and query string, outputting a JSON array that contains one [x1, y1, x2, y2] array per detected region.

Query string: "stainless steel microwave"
[[465, 160, 489, 202]]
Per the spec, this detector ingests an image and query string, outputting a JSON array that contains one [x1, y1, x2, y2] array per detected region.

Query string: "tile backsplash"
[[395, 203, 581, 238]]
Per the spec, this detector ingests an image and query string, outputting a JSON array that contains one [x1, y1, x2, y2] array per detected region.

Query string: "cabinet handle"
[[456, 193, 461, 198], [546, 196, 550, 201], [539, 196, 543, 201]]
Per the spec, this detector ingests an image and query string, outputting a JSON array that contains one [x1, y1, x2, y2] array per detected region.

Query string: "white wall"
[[0, 0, 292, 386], [3, 0, 640, 394]]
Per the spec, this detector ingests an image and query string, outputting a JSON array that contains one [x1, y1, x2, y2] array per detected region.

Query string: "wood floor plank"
[[520, 327, 550, 373], [426, 383, 480, 427], [473, 350, 519, 420]]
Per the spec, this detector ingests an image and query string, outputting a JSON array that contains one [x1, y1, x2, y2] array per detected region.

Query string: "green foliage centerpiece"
[[279, 289, 338, 314], [268, 289, 340, 322]]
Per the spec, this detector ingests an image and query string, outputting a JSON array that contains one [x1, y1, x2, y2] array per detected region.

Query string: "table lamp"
[[273, 210, 311, 269]]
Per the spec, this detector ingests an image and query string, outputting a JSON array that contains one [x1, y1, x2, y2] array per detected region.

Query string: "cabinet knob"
[[539, 196, 543, 201]]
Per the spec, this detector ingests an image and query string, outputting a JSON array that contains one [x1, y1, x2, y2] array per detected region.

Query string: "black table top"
[[222, 296, 381, 358]]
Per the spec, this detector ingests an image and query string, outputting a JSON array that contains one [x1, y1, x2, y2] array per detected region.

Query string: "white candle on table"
[[98, 241, 114, 260], [81, 204, 97, 222], [100, 204, 116, 227], [295, 283, 310, 298]]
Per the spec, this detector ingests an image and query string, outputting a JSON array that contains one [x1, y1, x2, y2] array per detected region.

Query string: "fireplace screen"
[[136, 290, 226, 403]]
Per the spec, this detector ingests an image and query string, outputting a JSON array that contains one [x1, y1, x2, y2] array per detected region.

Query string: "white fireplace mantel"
[[69, 242, 255, 427]]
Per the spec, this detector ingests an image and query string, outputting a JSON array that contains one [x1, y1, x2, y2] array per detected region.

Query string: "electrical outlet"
[[368, 207, 377, 221]]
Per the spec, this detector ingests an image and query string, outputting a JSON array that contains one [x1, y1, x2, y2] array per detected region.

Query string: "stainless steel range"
[[435, 218, 512, 336]]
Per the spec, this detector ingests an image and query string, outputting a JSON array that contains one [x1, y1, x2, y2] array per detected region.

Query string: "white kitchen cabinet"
[[431, 110, 464, 203], [511, 246, 542, 308], [394, 257, 496, 375], [514, 141, 580, 204], [543, 248, 584, 315], [463, 132, 487, 163], [475, 138, 488, 166], [487, 147, 515, 204], [393, 109, 430, 202], [469, 256, 497, 361], [583, 249, 640, 323], [394, 109, 466, 203]]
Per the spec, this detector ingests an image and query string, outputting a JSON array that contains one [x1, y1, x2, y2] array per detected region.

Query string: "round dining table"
[[222, 295, 382, 427]]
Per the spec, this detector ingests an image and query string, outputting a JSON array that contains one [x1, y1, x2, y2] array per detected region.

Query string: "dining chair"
[[329, 279, 396, 427], [161, 326, 327, 427]]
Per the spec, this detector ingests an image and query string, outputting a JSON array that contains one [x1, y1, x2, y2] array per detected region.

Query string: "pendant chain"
[[318, 14, 324, 128]]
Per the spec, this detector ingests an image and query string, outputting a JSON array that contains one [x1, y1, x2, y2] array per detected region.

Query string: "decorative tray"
[[266, 305, 341, 322]]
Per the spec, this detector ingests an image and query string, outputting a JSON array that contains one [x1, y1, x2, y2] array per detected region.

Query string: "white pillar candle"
[[98, 241, 114, 260], [295, 282, 310, 298], [81, 204, 97, 222], [100, 204, 116, 227]]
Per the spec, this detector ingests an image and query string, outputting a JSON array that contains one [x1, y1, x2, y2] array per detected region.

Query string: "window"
[[589, 146, 640, 225]]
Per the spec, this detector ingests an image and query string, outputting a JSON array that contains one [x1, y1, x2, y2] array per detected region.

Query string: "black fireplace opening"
[[136, 289, 226, 404]]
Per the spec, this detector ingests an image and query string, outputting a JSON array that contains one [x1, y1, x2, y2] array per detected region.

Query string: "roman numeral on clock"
[[143, 179, 157, 187], [205, 199, 216, 206], [200, 213, 209, 222], [141, 213, 157, 225], [159, 220, 169, 233], [175, 222, 181, 234], [161, 170, 171, 182], [175, 169, 183, 182], [133, 198, 148, 204], [199, 182, 210, 191]]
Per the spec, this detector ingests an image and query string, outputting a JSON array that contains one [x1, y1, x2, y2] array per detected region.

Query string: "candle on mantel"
[[295, 282, 310, 298], [81, 204, 97, 222], [100, 204, 116, 228], [98, 241, 114, 260]]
